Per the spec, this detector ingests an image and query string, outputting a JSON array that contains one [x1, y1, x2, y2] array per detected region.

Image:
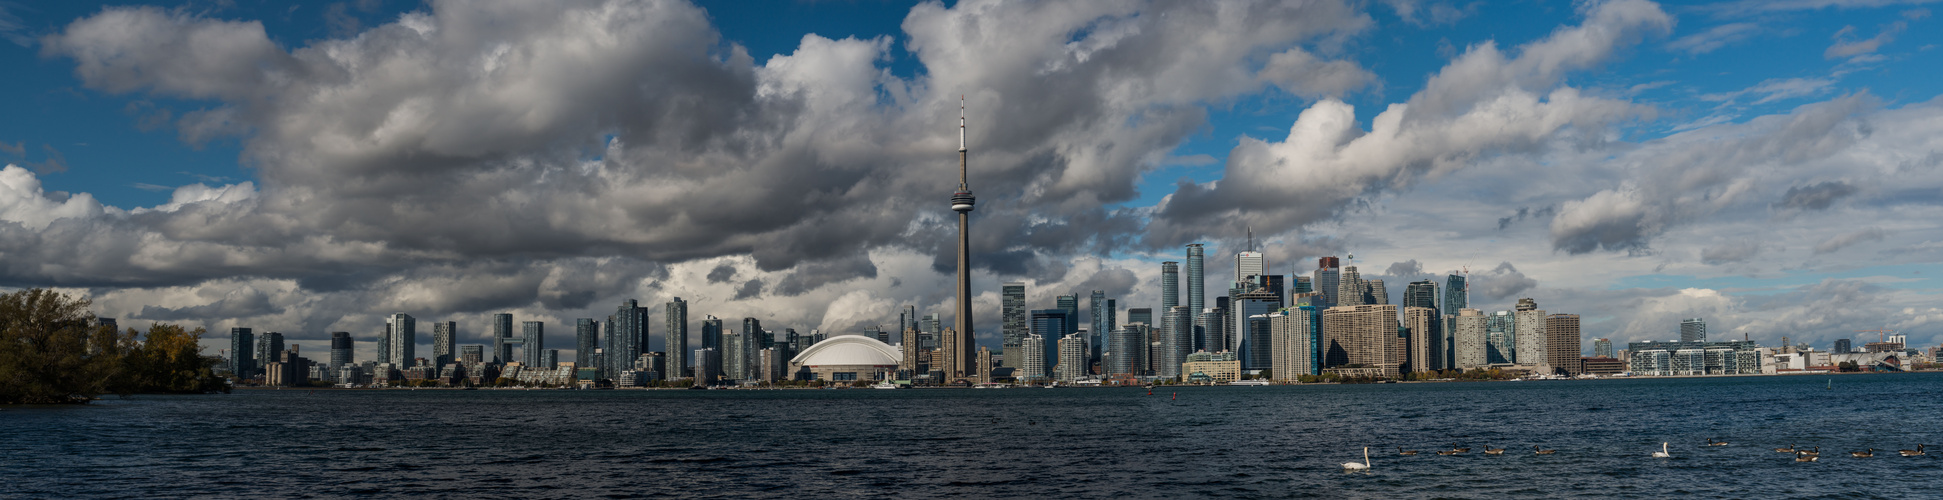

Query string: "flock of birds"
[[1341, 442, 1928, 470]]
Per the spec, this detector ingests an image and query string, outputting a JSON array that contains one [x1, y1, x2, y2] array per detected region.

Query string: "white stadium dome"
[[789, 335, 901, 367]]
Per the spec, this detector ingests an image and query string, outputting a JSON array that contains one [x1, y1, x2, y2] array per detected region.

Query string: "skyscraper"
[[432, 321, 456, 367], [666, 297, 688, 379], [948, 96, 978, 384], [1162, 305, 1194, 380], [1128, 308, 1152, 328], [1443, 273, 1467, 314], [1089, 290, 1109, 363], [229, 328, 254, 378], [1336, 264, 1366, 307], [1186, 244, 1205, 346], [1161, 261, 1180, 314], [378, 322, 392, 365], [1269, 305, 1322, 380], [1108, 324, 1148, 377], [329, 332, 352, 372], [491, 313, 515, 363], [701, 316, 723, 352], [1315, 257, 1341, 308], [1680, 318, 1707, 343], [1030, 309, 1072, 378], [1513, 298, 1546, 368], [1001, 282, 1027, 367], [460, 345, 483, 365], [741, 318, 763, 379], [521, 321, 545, 366], [1404, 280, 1439, 312], [1322, 304, 1399, 378], [1485, 311, 1514, 364], [607, 300, 649, 378], [1017, 333, 1046, 380], [1056, 334, 1088, 382], [1546, 314, 1581, 375], [1455, 309, 1487, 369], [1405, 307, 1438, 374], [1292, 275, 1313, 295], [576, 318, 599, 371], [1235, 250, 1265, 285], [1366, 279, 1388, 306], [1232, 288, 1280, 370], [387, 314, 414, 367]]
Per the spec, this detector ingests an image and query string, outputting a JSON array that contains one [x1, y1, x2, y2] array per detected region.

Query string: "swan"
[[1774, 444, 1795, 453], [1851, 448, 1873, 458], [1533, 445, 1556, 455], [1900, 444, 1926, 457], [1705, 438, 1728, 446], [1795, 451, 1818, 462], [1397, 446, 1418, 456], [1484, 446, 1506, 455], [1652, 442, 1672, 458], [1343, 447, 1371, 471]]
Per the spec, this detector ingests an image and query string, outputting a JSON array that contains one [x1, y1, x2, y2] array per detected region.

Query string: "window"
[[833, 372, 857, 381]]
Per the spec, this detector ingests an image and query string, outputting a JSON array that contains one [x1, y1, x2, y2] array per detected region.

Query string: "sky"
[[1, 0, 1940, 362]]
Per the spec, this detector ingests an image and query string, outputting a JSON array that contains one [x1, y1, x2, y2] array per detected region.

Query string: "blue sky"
[[1, 0, 1940, 357]]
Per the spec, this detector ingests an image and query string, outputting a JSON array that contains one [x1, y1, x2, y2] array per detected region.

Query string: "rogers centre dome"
[[788, 335, 901, 382]]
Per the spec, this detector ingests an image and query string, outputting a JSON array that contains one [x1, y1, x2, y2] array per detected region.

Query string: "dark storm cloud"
[[706, 264, 737, 284], [733, 279, 763, 300]]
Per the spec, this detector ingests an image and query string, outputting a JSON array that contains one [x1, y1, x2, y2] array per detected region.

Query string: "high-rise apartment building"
[[521, 321, 545, 366], [1108, 324, 1149, 377], [576, 318, 598, 372], [1161, 261, 1180, 335], [329, 332, 352, 372], [900, 326, 921, 377], [1017, 333, 1046, 380], [1001, 282, 1027, 367], [1162, 305, 1194, 379], [607, 300, 649, 379], [540, 349, 559, 369], [723, 330, 746, 381], [1405, 306, 1438, 374], [1454, 309, 1487, 369], [1404, 280, 1439, 312], [1056, 334, 1088, 382], [1513, 298, 1547, 368], [1486, 311, 1514, 364], [1680, 318, 1707, 343], [1323, 304, 1399, 378], [230, 328, 255, 378], [1546, 314, 1581, 375], [432, 321, 456, 367], [1089, 290, 1109, 363], [741, 318, 764, 379], [666, 297, 687, 379], [1269, 305, 1322, 381], [701, 316, 723, 351], [1186, 244, 1205, 345], [387, 314, 414, 367], [491, 313, 515, 363], [1593, 338, 1614, 358], [460, 345, 483, 365]]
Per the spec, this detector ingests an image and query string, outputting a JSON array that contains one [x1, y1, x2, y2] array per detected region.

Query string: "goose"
[[1343, 447, 1371, 471], [1774, 444, 1795, 453], [1801, 447, 1820, 457], [1452, 447, 1472, 453], [1900, 444, 1926, 457], [1795, 451, 1818, 462], [1652, 442, 1672, 458], [1435, 449, 1461, 456], [1851, 448, 1874, 458], [1484, 446, 1506, 455], [1705, 438, 1728, 447], [1533, 445, 1556, 455], [1397, 447, 1419, 456]]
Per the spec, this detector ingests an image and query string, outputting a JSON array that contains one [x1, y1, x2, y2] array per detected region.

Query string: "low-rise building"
[[1182, 350, 1240, 384]]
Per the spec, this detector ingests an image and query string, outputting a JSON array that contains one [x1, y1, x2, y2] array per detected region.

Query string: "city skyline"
[[0, 0, 1938, 362]]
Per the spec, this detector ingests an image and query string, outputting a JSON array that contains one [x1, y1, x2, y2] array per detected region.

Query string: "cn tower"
[[948, 96, 977, 381]]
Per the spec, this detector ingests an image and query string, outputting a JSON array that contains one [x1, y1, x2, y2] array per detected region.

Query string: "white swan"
[[1343, 446, 1371, 471], [1651, 442, 1672, 458]]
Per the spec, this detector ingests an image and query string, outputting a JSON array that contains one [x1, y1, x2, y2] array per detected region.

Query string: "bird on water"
[[1484, 446, 1506, 455], [1533, 445, 1556, 455], [1900, 444, 1926, 457], [1774, 444, 1795, 453], [1705, 438, 1728, 446], [1795, 451, 1818, 462], [1851, 448, 1874, 458], [1652, 442, 1672, 458], [1396, 447, 1418, 456], [1343, 447, 1371, 471]]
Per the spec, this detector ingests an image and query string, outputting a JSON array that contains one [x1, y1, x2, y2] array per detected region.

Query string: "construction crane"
[[1857, 329, 1896, 343]]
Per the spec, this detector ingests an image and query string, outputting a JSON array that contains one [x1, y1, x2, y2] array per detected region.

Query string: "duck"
[[1774, 444, 1795, 453], [1851, 448, 1874, 458], [1795, 451, 1818, 462], [1900, 444, 1926, 457], [1652, 442, 1672, 458], [1343, 447, 1371, 471], [1397, 446, 1418, 456], [1484, 446, 1506, 455], [1800, 447, 1820, 457], [1705, 438, 1728, 446], [1533, 445, 1556, 455]]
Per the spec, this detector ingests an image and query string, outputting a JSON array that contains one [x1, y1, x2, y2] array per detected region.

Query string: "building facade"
[[1323, 304, 1400, 378], [665, 297, 687, 379], [1546, 314, 1582, 375]]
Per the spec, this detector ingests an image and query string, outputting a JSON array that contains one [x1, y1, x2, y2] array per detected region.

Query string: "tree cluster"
[[0, 289, 229, 404]]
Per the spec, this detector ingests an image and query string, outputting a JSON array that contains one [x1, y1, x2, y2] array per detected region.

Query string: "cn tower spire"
[[958, 95, 968, 189], [948, 95, 977, 383]]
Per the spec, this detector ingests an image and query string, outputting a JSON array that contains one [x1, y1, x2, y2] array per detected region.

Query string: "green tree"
[[0, 289, 124, 404]]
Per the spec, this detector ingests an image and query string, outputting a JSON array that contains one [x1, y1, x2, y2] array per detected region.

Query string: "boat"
[[1229, 380, 1270, 386], [871, 381, 902, 390]]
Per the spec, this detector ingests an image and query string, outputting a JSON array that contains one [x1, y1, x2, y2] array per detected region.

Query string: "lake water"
[[5, 374, 1941, 498]]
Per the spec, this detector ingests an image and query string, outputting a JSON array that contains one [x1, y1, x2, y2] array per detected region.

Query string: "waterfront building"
[[1160, 306, 1194, 379], [1232, 288, 1280, 370], [900, 327, 921, 377], [1269, 305, 1323, 380], [1546, 314, 1582, 375], [1186, 244, 1206, 349], [1580, 357, 1624, 375], [520, 321, 544, 366], [1681, 318, 1707, 343], [947, 97, 979, 386], [491, 313, 515, 364], [459, 345, 483, 365], [1182, 350, 1240, 384], [976, 347, 993, 384], [329, 332, 352, 372], [432, 321, 456, 367], [606, 300, 649, 380], [1315, 257, 1341, 308], [1056, 333, 1088, 382], [1162, 261, 1180, 345], [1593, 338, 1614, 358], [1454, 309, 1487, 369], [1625, 339, 1761, 376], [1108, 323, 1150, 377], [227, 328, 254, 378], [1485, 311, 1514, 364], [1405, 306, 1438, 374], [575, 318, 598, 372], [540, 349, 558, 369], [1017, 334, 1047, 381], [666, 297, 687, 379], [694, 347, 721, 385], [1090, 290, 1110, 363], [1323, 304, 1399, 378], [940, 326, 970, 382], [1002, 282, 1027, 367], [724, 330, 746, 381], [1030, 309, 1073, 377], [701, 316, 723, 352], [254, 331, 285, 375], [1513, 298, 1547, 369], [1201, 308, 1225, 354]]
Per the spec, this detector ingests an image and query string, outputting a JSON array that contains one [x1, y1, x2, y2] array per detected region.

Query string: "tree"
[[0, 289, 128, 404]]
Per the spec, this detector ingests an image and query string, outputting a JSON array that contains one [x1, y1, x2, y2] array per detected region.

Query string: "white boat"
[[1228, 380, 1271, 386], [871, 381, 902, 389]]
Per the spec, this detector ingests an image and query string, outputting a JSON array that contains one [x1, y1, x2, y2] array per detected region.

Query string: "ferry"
[[871, 381, 903, 390], [1228, 380, 1271, 386]]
